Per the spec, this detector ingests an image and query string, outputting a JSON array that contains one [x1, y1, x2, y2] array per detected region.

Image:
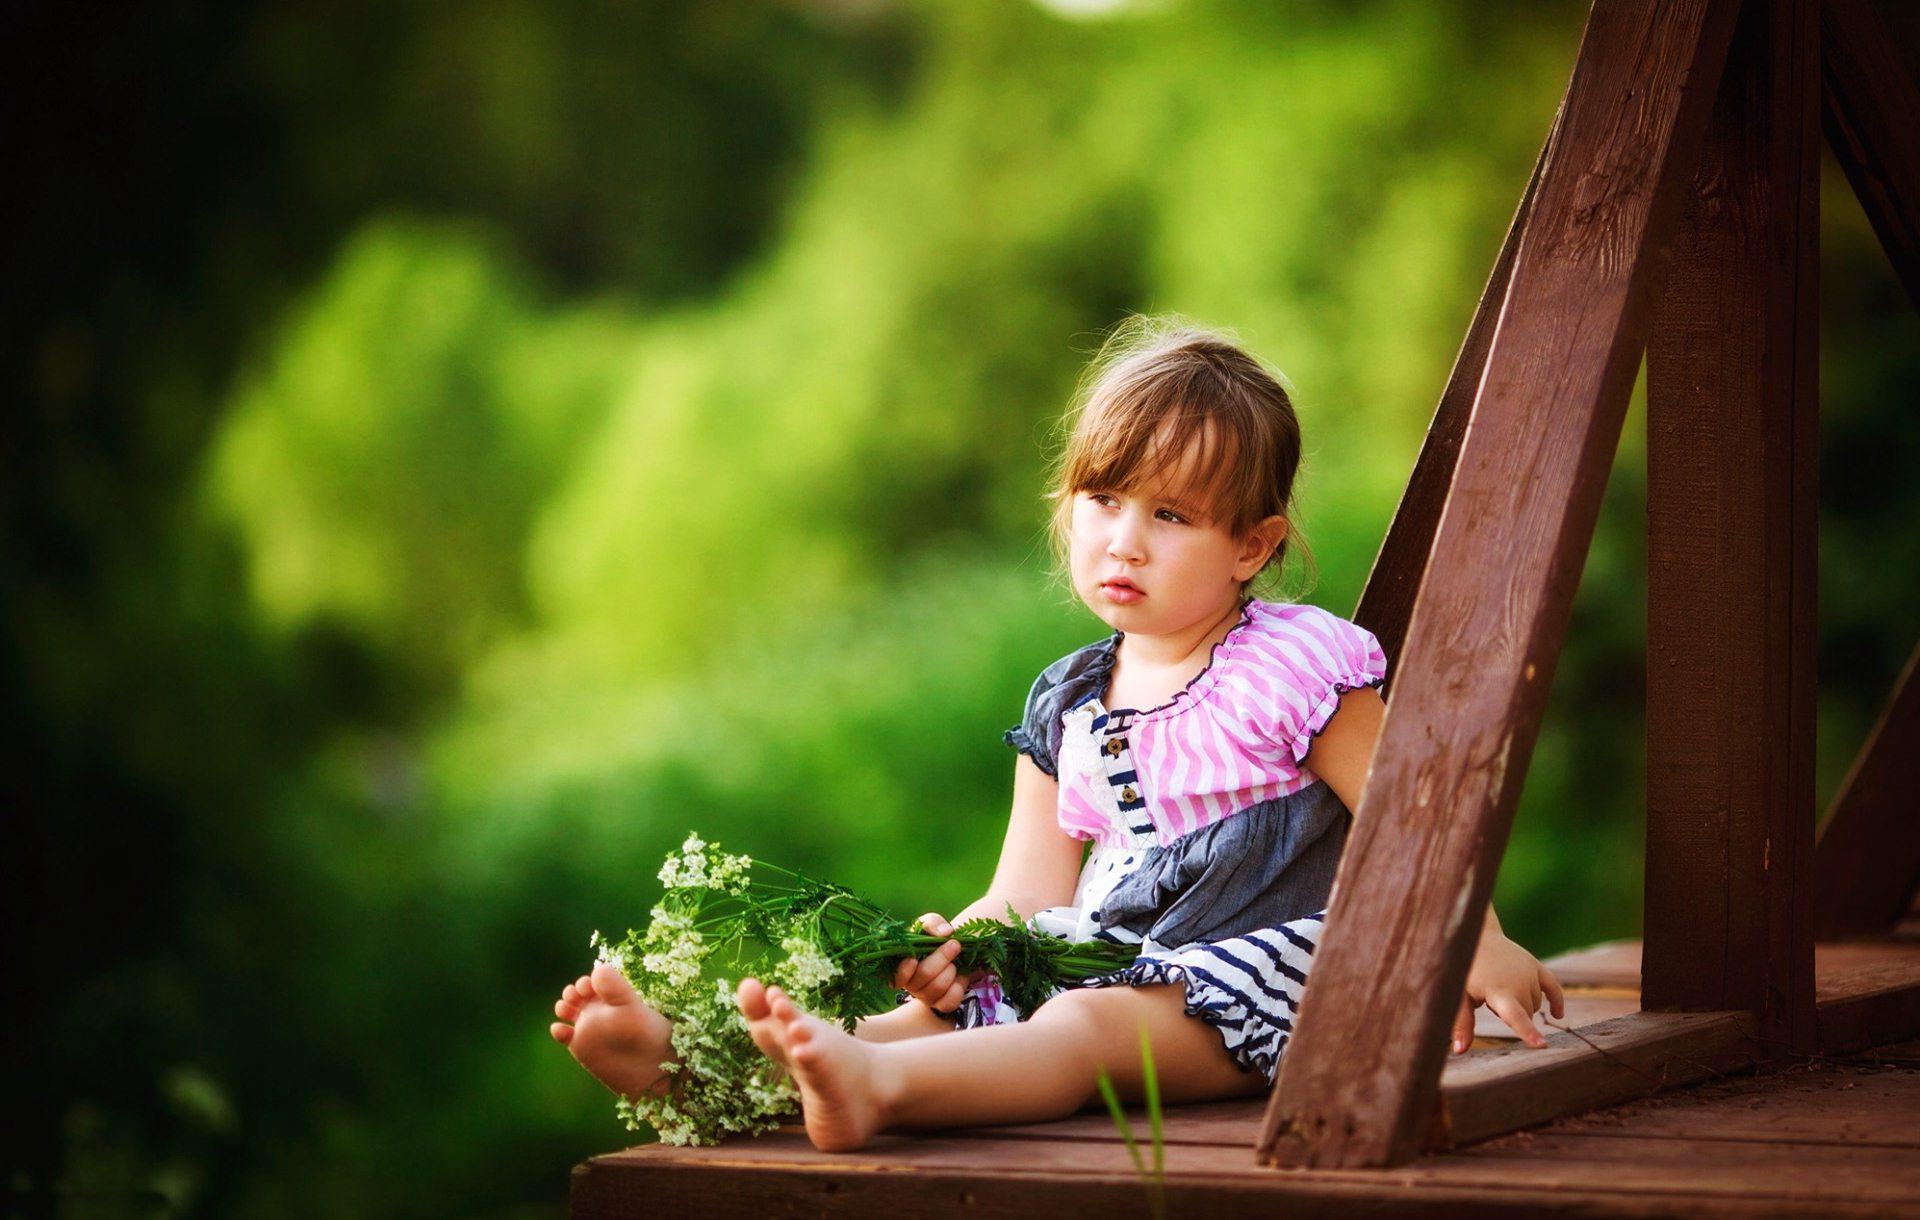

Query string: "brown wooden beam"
[[1257, 0, 1743, 1170], [1822, 0, 1920, 311], [1354, 98, 1565, 686], [1642, 0, 1820, 1058], [1427, 1010, 1763, 1151], [1813, 641, 1920, 937]]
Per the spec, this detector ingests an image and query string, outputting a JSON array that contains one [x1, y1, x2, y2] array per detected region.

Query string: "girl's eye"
[[1156, 508, 1187, 524]]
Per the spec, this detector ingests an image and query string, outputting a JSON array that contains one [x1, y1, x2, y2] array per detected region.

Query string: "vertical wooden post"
[[1643, 0, 1819, 1056], [1258, 0, 1741, 1170]]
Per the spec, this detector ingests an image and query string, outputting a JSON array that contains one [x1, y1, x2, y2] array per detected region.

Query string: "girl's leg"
[[736, 977, 1265, 1152], [852, 1000, 965, 1043]]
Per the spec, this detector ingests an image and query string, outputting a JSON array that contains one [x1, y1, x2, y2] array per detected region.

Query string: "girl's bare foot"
[[551, 962, 676, 1100], [736, 978, 897, 1153]]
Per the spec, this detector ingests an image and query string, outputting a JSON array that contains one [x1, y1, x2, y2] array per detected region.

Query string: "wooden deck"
[[571, 934, 1920, 1218]]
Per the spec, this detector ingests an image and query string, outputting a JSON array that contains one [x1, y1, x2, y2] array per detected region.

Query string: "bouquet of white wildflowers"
[[590, 832, 1142, 1146]]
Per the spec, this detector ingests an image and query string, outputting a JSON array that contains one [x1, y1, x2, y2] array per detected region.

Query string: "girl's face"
[[1067, 430, 1284, 639]]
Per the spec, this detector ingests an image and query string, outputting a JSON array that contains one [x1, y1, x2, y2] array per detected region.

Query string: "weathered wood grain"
[[1642, 0, 1819, 1058], [1551, 1062, 1920, 1147], [1257, 0, 1744, 1169], [1814, 641, 1920, 937], [1430, 1010, 1763, 1150]]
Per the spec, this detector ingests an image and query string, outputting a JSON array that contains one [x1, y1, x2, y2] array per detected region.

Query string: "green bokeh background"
[[9, 1, 1917, 1215]]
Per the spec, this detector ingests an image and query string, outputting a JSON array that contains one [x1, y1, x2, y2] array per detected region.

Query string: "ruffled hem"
[[1001, 725, 1059, 777], [1283, 673, 1387, 766], [1075, 956, 1286, 1082]]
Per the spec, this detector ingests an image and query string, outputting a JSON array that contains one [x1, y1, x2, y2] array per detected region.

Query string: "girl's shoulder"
[[1195, 598, 1389, 718]]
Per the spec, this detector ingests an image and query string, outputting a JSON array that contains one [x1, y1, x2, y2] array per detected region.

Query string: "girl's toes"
[[736, 977, 771, 1021], [589, 962, 637, 1005], [575, 974, 596, 1000], [555, 997, 580, 1021], [550, 1022, 574, 1044], [562, 984, 582, 1006], [770, 992, 803, 1027]]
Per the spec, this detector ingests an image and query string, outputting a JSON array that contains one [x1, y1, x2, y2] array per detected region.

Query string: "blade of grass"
[[1139, 1022, 1163, 1183], [1093, 1064, 1146, 1178]]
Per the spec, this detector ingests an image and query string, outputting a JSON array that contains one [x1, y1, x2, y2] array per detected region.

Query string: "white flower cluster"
[[636, 903, 707, 990], [614, 979, 798, 1145], [656, 832, 753, 894], [777, 932, 843, 993]]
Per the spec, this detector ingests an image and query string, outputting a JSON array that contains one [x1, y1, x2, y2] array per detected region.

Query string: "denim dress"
[[903, 599, 1387, 1084]]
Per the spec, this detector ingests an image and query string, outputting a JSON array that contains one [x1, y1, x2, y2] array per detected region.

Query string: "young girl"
[[550, 316, 1565, 1153]]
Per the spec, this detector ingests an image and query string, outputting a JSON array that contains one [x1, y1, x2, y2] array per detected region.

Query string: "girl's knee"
[[1028, 987, 1111, 1039]]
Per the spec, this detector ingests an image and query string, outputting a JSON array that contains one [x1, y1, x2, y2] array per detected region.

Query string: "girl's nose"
[[1107, 511, 1147, 563]]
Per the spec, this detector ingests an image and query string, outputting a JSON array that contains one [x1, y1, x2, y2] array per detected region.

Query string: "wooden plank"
[[1551, 1063, 1920, 1147], [1353, 94, 1565, 688], [1814, 937, 1920, 1052], [574, 1128, 1920, 1219], [1822, 0, 1920, 310], [1257, 0, 1743, 1170], [1816, 936, 1920, 1002], [1641, 0, 1819, 1056], [1814, 641, 1920, 936], [574, 1156, 1918, 1220], [1430, 1010, 1763, 1150], [1543, 938, 1642, 990]]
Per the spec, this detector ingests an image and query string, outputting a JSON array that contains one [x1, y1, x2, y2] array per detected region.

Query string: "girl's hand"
[[894, 912, 968, 1014], [1451, 932, 1566, 1052]]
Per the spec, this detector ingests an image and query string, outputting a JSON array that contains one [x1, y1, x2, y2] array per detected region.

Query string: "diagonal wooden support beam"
[[1257, 0, 1743, 1170], [1814, 639, 1920, 937], [1643, 0, 1819, 1056], [1822, 0, 1920, 310], [1355, 98, 1565, 682]]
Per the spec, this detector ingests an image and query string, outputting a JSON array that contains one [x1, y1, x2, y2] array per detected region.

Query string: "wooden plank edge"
[[569, 1146, 1916, 1220], [1818, 974, 1920, 1054], [1428, 1010, 1763, 1150]]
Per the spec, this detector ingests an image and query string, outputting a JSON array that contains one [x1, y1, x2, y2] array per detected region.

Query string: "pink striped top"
[[1047, 599, 1388, 849]]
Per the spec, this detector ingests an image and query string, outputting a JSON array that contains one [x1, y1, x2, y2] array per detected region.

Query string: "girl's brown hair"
[[1044, 314, 1317, 599]]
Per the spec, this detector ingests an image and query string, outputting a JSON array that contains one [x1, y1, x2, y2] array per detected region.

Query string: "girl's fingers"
[[1450, 995, 1475, 1053], [1488, 993, 1547, 1048], [1542, 965, 1567, 1018], [936, 982, 965, 1013], [907, 940, 962, 992]]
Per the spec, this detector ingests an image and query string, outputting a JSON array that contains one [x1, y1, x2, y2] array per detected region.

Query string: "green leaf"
[[1092, 1064, 1145, 1180]]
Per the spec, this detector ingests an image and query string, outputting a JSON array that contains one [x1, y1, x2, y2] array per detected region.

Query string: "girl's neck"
[[1117, 594, 1250, 672]]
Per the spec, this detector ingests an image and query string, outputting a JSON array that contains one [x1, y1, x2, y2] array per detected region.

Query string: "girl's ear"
[[1235, 514, 1290, 580]]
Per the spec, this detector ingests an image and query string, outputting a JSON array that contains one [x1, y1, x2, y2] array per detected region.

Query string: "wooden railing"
[[1258, 0, 1920, 1169]]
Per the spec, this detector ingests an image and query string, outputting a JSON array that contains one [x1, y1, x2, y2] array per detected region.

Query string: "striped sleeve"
[[1256, 606, 1389, 765]]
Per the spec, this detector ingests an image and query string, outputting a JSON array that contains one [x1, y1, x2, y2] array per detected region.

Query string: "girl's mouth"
[[1100, 580, 1144, 604]]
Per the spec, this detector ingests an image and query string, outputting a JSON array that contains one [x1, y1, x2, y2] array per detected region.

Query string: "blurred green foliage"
[[9, 0, 1918, 1216]]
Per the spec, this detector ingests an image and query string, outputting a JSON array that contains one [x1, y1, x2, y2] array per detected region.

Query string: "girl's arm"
[[1301, 686, 1566, 1051], [957, 753, 1082, 923], [893, 755, 1081, 1013]]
